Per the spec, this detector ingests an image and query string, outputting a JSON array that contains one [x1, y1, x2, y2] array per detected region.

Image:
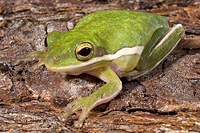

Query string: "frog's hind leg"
[[125, 24, 184, 81]]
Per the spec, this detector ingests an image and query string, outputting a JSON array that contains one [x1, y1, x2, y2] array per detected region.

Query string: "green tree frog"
[[14, 10, 184, 127]]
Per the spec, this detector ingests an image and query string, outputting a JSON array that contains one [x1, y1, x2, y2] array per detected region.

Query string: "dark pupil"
[[78, 47, 91, 56]]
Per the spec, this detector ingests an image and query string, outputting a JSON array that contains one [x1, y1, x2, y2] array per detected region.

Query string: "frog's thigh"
[[125, 24, 184, 81], [136, 24, 184, 71], [111, 54, 140, 73]]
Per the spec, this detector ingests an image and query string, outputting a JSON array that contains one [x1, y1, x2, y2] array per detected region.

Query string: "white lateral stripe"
[[154, 24, 183, 49], [112, 46, 144, 59], [73, 46, 144, 67], [48, 46, 144, 71]]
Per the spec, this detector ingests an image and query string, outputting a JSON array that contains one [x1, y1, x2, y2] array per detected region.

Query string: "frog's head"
[[45, 31, 110, 75]]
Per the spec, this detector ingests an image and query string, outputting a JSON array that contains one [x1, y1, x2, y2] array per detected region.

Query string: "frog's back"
[[74, 10, 169, 53]]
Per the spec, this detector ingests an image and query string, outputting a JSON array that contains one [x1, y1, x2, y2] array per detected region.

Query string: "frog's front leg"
[[59, 66, 122, 128], [13, 51, 46, 72]]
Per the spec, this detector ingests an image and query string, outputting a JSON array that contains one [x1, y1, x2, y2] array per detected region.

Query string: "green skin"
[[14, 10, 184, 128]]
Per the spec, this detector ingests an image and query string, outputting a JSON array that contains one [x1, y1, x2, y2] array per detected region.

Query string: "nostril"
[[53, 56, 60, 61]]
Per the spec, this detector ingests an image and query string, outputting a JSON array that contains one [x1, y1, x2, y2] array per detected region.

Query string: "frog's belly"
[[108, 54, 141, 77]]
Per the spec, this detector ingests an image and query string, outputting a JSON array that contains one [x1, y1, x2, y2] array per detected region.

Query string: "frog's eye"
[[75, 42, 94, 61]]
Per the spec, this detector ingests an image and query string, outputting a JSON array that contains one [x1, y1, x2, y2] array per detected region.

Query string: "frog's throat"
[[46, 46, 144, 74]]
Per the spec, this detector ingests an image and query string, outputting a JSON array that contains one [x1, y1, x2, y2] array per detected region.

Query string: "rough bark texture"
[[0, 0, 200, 132]]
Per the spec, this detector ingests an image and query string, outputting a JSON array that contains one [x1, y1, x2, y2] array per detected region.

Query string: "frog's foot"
[[58, 96, 97, 128], [27, 59, 45, 72], [13, 51, 46, 72], [13, 57, 45, 72], [12, 57, 31, 66], [59, 67, 122, 128]]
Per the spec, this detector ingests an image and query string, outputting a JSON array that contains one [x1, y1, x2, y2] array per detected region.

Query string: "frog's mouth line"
[[45, 46, 144, 74]]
